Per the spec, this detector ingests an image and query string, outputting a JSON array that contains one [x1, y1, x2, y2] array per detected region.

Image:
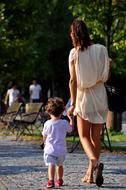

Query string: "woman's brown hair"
[[70, 19, 91, 51]]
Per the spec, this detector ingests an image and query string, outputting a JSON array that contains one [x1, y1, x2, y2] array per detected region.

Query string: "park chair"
[[15, 102, 43, 139], [1, 102, 23, 133], [101, 123, 112, 152]]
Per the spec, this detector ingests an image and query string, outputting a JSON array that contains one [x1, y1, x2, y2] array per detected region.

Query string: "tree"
[[0, 0, 74, 102], [69, 0, 126, 75]]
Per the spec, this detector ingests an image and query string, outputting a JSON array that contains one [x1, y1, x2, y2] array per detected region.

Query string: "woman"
[[67, 19, 111, 187]]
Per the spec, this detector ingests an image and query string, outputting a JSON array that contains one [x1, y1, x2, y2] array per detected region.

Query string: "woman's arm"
[[69, 60, 77, 106], [67, 60, 77, 116], [108, 58, 112, 80]]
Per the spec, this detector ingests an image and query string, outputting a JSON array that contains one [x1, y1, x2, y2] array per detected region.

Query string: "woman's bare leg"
[[85, 124, 102, 182], [77, 115, 98, 182], [77, 115, 97, 160], [90, 124, 102, 160]]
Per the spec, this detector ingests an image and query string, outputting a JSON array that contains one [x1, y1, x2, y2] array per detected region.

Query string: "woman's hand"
[[67, 105, 75, 127], [67, 105, 75, 118]]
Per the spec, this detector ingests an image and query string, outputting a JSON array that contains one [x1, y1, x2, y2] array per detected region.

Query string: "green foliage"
[[0, 0, 73, 101], [0, 0, 126, 103], [69, 0, 126, 75]]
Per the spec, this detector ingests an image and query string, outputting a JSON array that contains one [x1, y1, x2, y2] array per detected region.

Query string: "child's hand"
[[67, 105, 74, 118], [68, 114, 73, 120], [40, 142, 44, 149], [68, 114, 74, 127]]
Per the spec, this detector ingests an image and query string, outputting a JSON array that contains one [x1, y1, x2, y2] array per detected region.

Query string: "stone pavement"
[[0, 136, 126, 190]]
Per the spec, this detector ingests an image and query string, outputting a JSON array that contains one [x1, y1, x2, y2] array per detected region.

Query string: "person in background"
[[29, 78, 42, 103], [4, 82, 20, 107], [42, 97, 74, 188], [67, 19, 112, 187]]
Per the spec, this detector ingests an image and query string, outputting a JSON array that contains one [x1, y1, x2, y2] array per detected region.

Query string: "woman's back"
[[69, 44, 109, 89]]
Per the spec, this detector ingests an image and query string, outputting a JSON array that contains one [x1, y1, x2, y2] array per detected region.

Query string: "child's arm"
[[43, 135, 47, 143], [40, 135, 47, 149], [42, 121, 48, 145], [41, 126, 47, 147], [68, 115, 74, 128]]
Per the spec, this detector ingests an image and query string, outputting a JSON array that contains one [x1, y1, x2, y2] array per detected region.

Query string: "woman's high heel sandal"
[[95, 163, 104, 187]]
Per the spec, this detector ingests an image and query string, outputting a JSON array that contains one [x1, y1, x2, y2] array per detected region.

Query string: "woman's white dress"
[[69, 44, 109, 124]]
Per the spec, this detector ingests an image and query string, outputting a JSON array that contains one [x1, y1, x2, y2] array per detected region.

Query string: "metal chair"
[[1, 102, 23, 134], [14, 103, 43, 139]]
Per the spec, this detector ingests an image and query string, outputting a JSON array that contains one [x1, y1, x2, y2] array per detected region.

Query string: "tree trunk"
[[113, 112, 122, 132], [106, 111, 122, 131], [106, 111, 114, 130]]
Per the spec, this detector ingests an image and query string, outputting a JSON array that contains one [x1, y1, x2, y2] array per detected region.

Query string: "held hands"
[[67, 105, 75, 116], [67, 105, 75, 126]]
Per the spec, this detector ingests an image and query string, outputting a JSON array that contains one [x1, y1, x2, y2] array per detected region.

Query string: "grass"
[[67, 131, 126, 142], [106, 130, 126, 142], [0, 124, 42, 141], [104, 130, 126, 152], [0, 125, 126, 151], [66, 131, 126, 152]]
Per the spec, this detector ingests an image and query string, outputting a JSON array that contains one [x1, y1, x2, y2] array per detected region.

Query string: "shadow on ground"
[[0, 165, 47, 175]]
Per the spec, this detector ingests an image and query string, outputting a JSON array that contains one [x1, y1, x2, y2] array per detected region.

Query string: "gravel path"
[[0, 136, 126, 190]]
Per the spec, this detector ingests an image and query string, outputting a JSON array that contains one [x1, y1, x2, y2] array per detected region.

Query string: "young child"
[[42, 97, 74, 188]]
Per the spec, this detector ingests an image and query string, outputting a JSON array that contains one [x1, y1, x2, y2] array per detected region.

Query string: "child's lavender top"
[[42, 119, 72, 156]]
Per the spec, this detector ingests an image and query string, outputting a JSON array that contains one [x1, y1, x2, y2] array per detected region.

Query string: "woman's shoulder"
[[69, 47, 76, 54], [91, 44, 106, 50], [69, 48, 77, 62]]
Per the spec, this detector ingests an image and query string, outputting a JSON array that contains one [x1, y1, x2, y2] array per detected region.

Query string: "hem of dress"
[[75, 110, 106, 124]]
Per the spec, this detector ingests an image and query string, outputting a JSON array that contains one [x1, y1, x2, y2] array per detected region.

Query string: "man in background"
[[4, 82, 20, 107], [29, 78, 42, 103]]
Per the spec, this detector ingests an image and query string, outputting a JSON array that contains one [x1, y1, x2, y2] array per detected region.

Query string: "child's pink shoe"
[[47, 179, 55, 188], [56, 179, 63, 187]]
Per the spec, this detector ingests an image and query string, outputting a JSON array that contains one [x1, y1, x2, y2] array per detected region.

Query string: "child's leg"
[[56, 165, 63, 179], [56, 165, 64, 186], [47, 164, 55, 188], [48, 164, 55, 180]]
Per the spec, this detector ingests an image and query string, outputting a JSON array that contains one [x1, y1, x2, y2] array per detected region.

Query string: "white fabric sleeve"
[[7, 89, 10, 95], [68, 48, 76, 65], [42, 122, 49, 137], [100, 46, 110, 82], [29, 85, 32, 91]]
